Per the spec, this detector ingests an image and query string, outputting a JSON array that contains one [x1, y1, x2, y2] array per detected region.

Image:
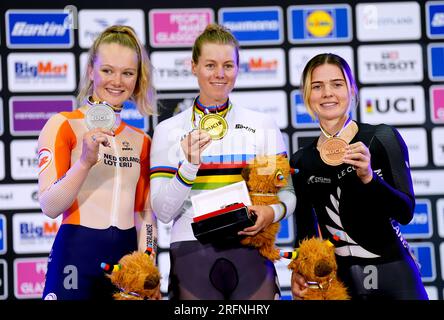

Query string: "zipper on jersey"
[[110, 136, 121, 226]]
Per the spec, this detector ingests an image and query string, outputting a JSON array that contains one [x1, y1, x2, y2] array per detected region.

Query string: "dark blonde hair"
[[192, 23, 239, 65], [77, 25, 155, 116], [301, 53, 358, 119]]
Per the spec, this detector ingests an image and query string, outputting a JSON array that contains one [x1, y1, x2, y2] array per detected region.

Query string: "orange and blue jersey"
[[38, 105, 151, 229], [38, 105, 152, 299]]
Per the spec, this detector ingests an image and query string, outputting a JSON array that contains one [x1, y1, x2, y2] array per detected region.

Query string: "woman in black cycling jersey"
[[290, 53, 428, 300], [150, 24, 296, 300]]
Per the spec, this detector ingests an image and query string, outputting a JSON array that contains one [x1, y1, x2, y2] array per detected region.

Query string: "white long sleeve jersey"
[[150, 103, 296, 243]]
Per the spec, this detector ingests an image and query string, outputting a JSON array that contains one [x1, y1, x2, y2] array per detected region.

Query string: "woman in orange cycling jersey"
[[38, 25, 159, 300]]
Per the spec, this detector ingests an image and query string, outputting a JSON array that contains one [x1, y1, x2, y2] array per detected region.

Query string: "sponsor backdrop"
[[0, 0, 443, 300]]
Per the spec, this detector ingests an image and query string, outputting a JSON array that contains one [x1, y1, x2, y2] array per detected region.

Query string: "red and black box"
[[191, 203, 256, 243]]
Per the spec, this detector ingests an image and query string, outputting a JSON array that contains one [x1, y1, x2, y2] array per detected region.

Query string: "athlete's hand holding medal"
[[181, 129, 212, 165], [343, 141, 373, 184], [80, 97, 118, 169], [318, 117, 373, 184]]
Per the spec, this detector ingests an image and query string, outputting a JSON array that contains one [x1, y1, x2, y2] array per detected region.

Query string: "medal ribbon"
[[87, 96, 123, 113], [191, 96, 231, 130], [319, 116, 352, 139]]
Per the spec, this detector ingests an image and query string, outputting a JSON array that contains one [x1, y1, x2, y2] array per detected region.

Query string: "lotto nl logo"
[[6, 8, 77, 48]]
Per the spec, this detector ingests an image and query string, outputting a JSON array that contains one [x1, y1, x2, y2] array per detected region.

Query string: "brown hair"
[[301, 53, 358, 119], [77, 25, 155, 116], [192, 23, 240, 65]]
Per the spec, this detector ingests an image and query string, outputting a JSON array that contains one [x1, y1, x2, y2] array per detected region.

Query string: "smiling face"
[[308, 63, 352, 123], [192, 42, 238, 106], [89, 43, 139, 107]]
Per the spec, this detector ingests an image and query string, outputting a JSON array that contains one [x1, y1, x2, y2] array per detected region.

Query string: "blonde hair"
[[77, 25, 156, 116], [301, 53, 358, 119], [192, 23, 239, 65]]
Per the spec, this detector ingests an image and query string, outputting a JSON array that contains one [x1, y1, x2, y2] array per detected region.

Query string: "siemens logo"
[[6, 11, 73, 48]]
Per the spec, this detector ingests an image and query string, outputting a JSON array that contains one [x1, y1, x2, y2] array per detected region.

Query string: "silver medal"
[[85, 103, 116, 130]]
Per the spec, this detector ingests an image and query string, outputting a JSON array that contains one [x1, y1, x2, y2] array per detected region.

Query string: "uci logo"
[[365, 98, 415, 114]]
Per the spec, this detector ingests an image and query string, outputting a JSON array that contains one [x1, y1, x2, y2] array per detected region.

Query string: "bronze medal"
[[199, 113, 228, 140], [319, 137, 348, 166]]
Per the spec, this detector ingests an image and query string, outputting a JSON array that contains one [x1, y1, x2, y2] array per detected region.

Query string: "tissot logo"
[[10, 140, 39, 180], [358, 44, 423, 83], [151, 51, 197, 90]]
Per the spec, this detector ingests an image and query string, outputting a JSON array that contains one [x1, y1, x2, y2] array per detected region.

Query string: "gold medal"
[[199, 113, 228, 140], [319, 137, 348, 166]]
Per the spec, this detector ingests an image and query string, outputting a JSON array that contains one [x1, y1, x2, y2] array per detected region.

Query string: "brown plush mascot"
[[101, 247, 161, 300], [281, 237, 350, 300], [240, 154, 290, 261]]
